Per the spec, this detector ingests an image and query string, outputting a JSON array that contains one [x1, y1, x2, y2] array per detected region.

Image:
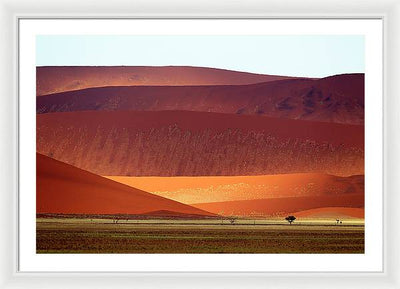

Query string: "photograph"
[[35, 34, 365, 254]]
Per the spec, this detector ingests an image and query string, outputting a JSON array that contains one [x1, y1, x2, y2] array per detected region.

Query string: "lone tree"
[[228, 216, 238, 225], [285, 215, 296, 225]]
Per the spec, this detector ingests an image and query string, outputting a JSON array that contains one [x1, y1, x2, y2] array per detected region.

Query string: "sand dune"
[[36, 153, 216, 217], [291, 207, 364, 219], [37, 110, 364, 177], [36, 66, 297, 96], [191, 193, 364, 217], [37, 73, 364, 125], [105, 174, 364, 204]]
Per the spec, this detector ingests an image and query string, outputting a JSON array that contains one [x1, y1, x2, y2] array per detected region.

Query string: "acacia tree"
[[228, 216, 238, 225], [285, 215, 296, 225]]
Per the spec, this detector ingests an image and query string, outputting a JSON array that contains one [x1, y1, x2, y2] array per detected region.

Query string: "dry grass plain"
[[37, 217, 364, 254]]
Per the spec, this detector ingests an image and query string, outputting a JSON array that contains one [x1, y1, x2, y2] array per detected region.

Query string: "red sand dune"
[[105, 174, 364, 204], [37, 73, 364, 125], [191, 194, 364, 217], [37, 110, 364, 177], [36, 66, 297, 96], [291, 207, 364, 219], [36, 153, 216, 217], [140, 210, 216, 218]]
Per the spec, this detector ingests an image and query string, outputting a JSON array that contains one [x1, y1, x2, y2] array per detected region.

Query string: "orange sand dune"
[[37, 110, 364, 177], [105, 174, 364, 204], [36, 66, 297, 96], [291, 207, 364, 219], [191, 193, 364, 217], [36, 153, 216, 217]]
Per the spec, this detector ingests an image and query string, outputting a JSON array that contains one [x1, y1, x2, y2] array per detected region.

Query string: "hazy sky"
[[36, 35, 364, 78]]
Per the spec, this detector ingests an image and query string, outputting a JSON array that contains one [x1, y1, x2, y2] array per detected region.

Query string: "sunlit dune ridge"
[[105, 174, 364, 204], [292, 207, 364, 219], [191, 194, 364, 217]]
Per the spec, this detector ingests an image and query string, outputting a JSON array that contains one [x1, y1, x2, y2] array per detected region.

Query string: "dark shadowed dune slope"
[[37, 73, 364, 125]]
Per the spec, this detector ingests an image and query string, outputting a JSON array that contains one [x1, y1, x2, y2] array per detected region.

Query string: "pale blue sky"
[[36, 35, 364, 78]]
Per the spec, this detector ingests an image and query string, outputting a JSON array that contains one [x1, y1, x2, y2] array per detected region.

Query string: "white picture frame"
[[1, 0, 399, 288]]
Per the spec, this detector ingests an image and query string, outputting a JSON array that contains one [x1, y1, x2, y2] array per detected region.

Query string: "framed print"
[[0, 0, 399, 288], [21, 17, 381, 270]]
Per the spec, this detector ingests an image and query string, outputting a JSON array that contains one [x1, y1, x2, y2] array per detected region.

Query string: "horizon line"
[[35, 64, 365, 79]]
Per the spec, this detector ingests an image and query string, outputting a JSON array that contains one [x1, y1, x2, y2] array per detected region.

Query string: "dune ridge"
[[37, 73, 364, 125], [36, 66, 298, 96]]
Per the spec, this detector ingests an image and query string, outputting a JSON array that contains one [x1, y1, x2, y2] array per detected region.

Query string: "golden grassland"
[[37, 217, 364, 254]]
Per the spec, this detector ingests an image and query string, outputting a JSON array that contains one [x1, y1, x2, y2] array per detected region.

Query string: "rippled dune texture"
[[37, 110, 364, 177]]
